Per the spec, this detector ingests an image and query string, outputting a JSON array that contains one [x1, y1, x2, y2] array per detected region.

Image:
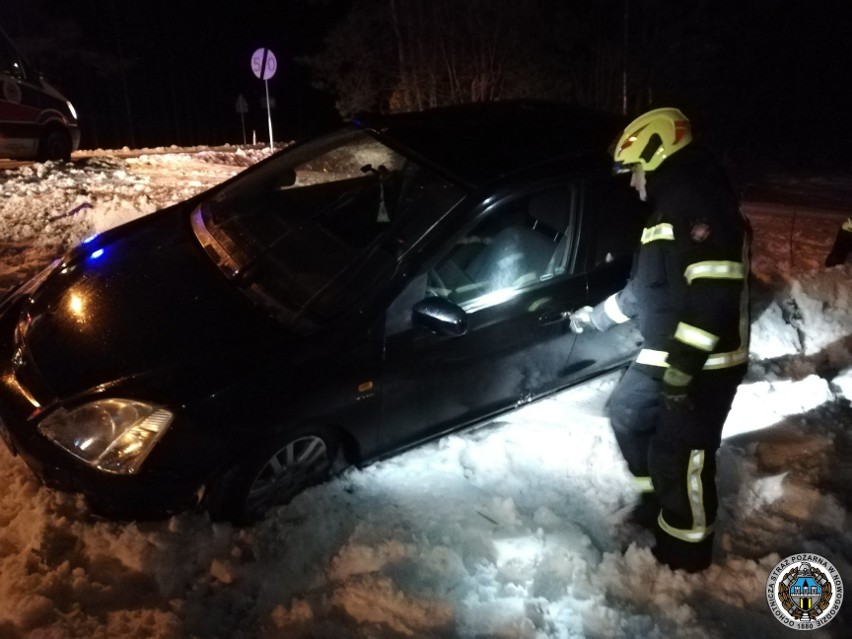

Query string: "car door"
[[378, 183, 590, 450], [564, 176, 646, 375]]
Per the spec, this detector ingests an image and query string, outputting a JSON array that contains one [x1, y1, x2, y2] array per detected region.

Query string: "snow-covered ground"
[[0, 148, 850, 638]]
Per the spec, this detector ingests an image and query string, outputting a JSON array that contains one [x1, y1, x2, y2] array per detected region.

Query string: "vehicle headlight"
[[66, 100, 78, 121], [38, 399, 174, 475]]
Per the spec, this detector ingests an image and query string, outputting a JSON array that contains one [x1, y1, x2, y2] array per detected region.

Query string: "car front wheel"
[[38, 127, 72, 162], [206, 429, 339, 524]]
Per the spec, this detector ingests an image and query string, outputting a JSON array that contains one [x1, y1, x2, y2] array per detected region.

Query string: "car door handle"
[[538, 309, 570, 325]]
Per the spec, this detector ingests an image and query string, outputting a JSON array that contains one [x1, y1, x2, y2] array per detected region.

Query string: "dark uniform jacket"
[[593, 146, 750, 381]]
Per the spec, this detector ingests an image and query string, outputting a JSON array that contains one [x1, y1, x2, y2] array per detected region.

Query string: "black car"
[[0, 101, 644, 523]]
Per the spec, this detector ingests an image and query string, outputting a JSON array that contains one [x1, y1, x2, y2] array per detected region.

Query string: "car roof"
[[354, 100, 623, 188]]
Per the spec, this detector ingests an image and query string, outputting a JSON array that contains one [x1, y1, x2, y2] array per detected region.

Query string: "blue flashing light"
[[89, 248, 105, 261], [82, 234, 98, 244]]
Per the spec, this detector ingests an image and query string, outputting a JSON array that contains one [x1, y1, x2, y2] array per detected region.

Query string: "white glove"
[[569, 306, 595, 333]]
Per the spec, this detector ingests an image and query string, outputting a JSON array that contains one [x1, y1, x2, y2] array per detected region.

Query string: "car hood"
[[18, 208, 285, 401]]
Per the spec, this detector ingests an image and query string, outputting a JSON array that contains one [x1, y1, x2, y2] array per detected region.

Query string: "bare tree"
[[305, 0, 542, 116], [386, 0, 516, 110], [303, 0, 730, 120]]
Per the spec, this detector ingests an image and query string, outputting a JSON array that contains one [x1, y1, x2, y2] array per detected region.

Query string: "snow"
[[1, 148, 851, 638]]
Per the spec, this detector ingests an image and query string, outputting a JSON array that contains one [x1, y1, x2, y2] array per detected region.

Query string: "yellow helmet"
[[612, 107, 692, 173]]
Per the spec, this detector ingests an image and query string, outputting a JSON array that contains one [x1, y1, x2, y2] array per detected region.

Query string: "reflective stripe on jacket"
[[591, 147, 750, 377]]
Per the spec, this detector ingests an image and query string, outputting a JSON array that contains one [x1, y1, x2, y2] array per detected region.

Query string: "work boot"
[[628, 492, 660, 530], [652, 531, 714, 573]]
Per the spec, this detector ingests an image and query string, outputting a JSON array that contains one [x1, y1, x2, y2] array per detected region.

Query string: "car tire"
[[38, 127, 72, 162], [205, 427, 339, 524]]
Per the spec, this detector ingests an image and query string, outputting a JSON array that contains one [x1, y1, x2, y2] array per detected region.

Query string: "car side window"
[[583, 176, 647, 267], [429, 185, 577, 311], [0, 40, 13, 76], [0, 31, 25, 79]]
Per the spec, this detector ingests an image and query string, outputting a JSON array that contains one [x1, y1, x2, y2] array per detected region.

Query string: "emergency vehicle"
[[0, 24, 79, 161]]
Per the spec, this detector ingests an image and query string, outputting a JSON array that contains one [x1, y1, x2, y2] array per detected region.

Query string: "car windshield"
[[192, 128, 465, 331]]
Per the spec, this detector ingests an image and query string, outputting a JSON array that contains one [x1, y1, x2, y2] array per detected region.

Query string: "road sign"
[[251, 48, 277, 80], [250, 48, 278, 151]]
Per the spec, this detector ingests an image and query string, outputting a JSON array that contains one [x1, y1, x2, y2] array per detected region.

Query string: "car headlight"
[[37, 399, 174, 475]]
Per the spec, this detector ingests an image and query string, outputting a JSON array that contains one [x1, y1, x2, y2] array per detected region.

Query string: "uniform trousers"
[[607, 363, 744, 569]]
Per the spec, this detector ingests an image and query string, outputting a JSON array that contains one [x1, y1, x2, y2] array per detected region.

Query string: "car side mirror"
[[412, 297, 468, 337]]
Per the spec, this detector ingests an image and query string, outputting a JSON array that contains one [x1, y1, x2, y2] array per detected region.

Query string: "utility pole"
[[108, 2, 136, 148], [622, 0, 629, 116]]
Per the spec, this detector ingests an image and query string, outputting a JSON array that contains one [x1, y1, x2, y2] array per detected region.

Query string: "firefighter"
[[570, 107, 750, 572]]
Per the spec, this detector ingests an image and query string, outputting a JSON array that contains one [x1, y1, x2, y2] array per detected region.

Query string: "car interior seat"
[[528, 187, 573, 276], [464, 187, 572, 292]]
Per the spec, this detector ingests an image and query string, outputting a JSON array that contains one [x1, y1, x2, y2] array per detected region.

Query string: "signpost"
[[235, 94, 248, 145], [251, 48, 277, 151]]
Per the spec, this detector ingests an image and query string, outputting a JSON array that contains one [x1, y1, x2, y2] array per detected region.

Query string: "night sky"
[[1, 0, 349, 149], [1, 0, 851, 171]]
